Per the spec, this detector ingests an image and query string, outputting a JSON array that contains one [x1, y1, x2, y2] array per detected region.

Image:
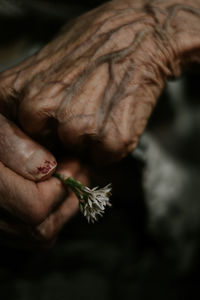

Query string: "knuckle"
[[19, 94, 36, 118], [19, 95, 53, 133], [0, 74, 17, 102], [100, 123, 137, 160], [20, 84, 58, 118], [37, 227, 56, 245], [27, 201, 48, 226], [112, 137, 135, 158], [58, 114, 97, 145], [36, 221, 60, 245], [0, 72, 13, 86]]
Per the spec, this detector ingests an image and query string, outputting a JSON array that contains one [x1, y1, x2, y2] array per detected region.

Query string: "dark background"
[[0, 1, 200, 299]]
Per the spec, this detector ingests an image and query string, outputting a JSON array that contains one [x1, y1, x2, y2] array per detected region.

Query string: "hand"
[[0, 113, 88, 247], [0, 0, 200, 162]]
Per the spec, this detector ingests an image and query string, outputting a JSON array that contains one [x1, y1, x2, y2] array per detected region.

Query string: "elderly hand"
[[0, 114, 87, 246], [0, 0, 200, 246], [0, 0, 200, 162]]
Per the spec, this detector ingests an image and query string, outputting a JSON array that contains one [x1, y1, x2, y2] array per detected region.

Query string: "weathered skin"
[[0, 0, 200, 245], [0, 158, 88, 247]]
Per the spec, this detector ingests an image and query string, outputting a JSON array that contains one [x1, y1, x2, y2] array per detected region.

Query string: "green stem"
[[53, 172, 85, 201], [65, 177, 85, 191], [53, 172, 65, 183]]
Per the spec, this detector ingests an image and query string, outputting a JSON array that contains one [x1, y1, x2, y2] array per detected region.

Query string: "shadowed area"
[[1, 1, 200, 299]]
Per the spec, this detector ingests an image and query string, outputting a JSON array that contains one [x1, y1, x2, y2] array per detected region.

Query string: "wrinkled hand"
[[0, 115, 88, 247], [1, 0, 200, 246], [1, 0, 200, 161]]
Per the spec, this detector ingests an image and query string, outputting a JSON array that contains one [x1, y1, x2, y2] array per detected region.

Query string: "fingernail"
[[25, 149, 57, 180]]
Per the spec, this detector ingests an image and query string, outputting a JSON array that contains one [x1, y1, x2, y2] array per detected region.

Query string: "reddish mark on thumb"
[[37, 160, 57, 180]]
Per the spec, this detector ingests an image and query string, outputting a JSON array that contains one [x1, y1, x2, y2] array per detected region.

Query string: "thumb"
[[0, 113, 56, 181]]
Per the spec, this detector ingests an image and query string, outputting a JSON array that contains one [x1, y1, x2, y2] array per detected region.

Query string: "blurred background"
[[0, 1, 200, 299]]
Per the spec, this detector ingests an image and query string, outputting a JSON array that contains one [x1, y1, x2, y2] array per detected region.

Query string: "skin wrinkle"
[[147, 37, 173, 79], [145, 3, 167, 25], [164, 4, 200, 30], [14, 57, 52, 90], [13, 70, 24, 92], [60, 113, 94, 126], [96, 30, 149, 133], [78, 31, 148, 135], [58, 63, 109, 131], [97, 61, 114, 129], [0, 87, 20, 121], [109, 113, 134, 148], [110, 29, 149, 63], [57, 16, 148, 110], [20, 64, 85, 122], [27, 11, 153, 139], [56, 19, 109, 59], [56, 68, 91, 122], [43, 59, 87, 90], [56, 38, 111, 121], [93, 17, 153, 60], [9, 37, 80, 92], [35, 9, 121, 66], [25, 4, 160, 146], [69, 8, 136, 53], [2, 0, 200, 160], [55, 34, 121, 119], [95, 11, 145, 37], [101, 90, 140, 151], [98, 60, 137, 134], [24, 75, 69, 100], [16, 7, 151, 104], [4, 4, 154, 130], [0, 1, 198, 89], [1, 174, 34, 221], [0, 53, 36, 79], [1, 0, 200, 242]]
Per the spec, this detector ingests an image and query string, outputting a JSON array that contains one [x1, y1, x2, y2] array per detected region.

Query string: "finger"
[[0, 192, 78, 248], [0, 205, 47, 248], [57, 60, 164, 163], [0, 161, 67, 225], [35, 159, 89, 242], [35, 192, 79, 243], [18, 61, 105, 137], [0, 158, 86, 225], [0, 217, 48, 249], [0, 215, 40, 248], [90, 83, 159, 162], [0, 113, 56, 181]]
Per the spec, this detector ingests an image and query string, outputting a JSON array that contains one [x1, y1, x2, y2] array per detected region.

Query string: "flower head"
[[53, 173, 112, 223], [79, 184, 112, 223]]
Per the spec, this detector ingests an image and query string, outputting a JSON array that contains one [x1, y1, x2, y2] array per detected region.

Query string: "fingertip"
[[35, 159, 57, 182], [25, 151, 57, 182], [0, 113, 58, 181]]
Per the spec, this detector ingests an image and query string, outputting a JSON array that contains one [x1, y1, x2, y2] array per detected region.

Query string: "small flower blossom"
[[79, 184, 112, 223], [53, 173, 112, 223]]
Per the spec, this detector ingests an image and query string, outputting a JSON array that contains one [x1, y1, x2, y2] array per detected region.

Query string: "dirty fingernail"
[[25, 149, 57, 181]]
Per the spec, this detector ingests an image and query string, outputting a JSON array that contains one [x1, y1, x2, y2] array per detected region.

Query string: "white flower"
[[79, 184, 112, 223], [53, 173, 112, 223]]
